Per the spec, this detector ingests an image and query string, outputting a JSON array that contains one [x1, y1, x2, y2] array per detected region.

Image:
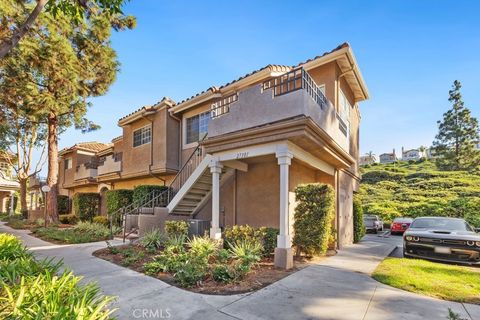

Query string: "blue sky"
[[56, 0, 480, 163]]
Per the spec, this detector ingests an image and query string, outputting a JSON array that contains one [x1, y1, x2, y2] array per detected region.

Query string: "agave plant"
[[140, 228, 167, 251]]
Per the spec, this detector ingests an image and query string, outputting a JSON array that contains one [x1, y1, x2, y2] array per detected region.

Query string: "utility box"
[[187, 219, 210, 237]]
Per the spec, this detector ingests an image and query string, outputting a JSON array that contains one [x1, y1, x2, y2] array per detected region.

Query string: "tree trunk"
[[0, 0, 47, 59], [19, 177, 28, 219], [46, 112, 59, 223]]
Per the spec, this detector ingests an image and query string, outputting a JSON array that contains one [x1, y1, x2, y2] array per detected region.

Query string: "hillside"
[[358, 160, 480, 227]]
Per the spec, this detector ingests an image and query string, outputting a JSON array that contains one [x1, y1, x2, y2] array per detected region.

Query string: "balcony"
[[208, 68, 349, 152], [75, 161, 98, 181], [29, 175, 46, 188], [97, 153, 122, 176]]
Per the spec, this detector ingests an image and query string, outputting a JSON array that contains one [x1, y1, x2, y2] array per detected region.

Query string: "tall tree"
[[433, 80, 480, 171], [0, 1, 135, 222], [0, 0, 128, 59]]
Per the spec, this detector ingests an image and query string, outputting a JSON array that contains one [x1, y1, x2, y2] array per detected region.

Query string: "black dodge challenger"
[[403, 217, 480, 265]]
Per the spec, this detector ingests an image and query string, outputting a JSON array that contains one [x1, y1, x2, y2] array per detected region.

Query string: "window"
[[64, 158, 72, 170], [186, 111, 210, 145], [133, 126, 151, 147], [339, 90, 351, 120]]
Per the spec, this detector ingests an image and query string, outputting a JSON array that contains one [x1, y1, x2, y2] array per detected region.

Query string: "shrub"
[[224, 225, 277, 257], [93, 215, 109, 226], [75, 221, 110, 237], [145, 250, 208, 287], [59, 214, 78, 225], [224, 225, 256, 247], [188, 236, 219, 259], [256, 227, 279, 257], [35, 218, 45, 227], [165, 220, 189, 237], [173, 253, 208, 287], [106, 189, 133, 226], [292, 183, 335, 256], [0, 233, 27, 260], [0, 234, 114, 319], [73, 193, 100, 222], [212, 264, 233, 283], [57, 195, 70, 214], [140, 228, 166, 251], [34, 222, 113, 244], [133, 185, 168, 206], [0, 271, 115, 319], [228, 238, 262, 267], [353, 195, 365, 243]]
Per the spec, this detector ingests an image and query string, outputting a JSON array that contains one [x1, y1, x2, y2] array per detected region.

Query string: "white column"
[[9, 191, 15, 215], [209, 158, 223, 240], [276, 150, 293, 248]]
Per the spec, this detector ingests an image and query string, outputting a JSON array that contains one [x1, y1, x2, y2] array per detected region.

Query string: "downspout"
[[335, 169, 340, 250], [168, 110, 182, 172]]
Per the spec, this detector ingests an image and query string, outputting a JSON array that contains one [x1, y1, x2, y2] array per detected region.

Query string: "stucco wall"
[[120, 107, 180, 179], [195, 158, 335, 232], [337, 170, 355, 248]]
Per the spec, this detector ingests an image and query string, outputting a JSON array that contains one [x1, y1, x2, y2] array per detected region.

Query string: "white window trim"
[[182, 111, 210, 150], [132, 125, 152, 148]]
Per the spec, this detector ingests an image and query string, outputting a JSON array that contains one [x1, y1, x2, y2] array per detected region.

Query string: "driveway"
[[1, 223, 479, 320]]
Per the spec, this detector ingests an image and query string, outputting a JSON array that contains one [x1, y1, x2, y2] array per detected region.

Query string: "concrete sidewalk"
[[1, 222, 479, 320]]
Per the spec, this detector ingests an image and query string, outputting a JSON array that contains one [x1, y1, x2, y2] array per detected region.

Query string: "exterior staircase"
[[167, 157, 232, 215]]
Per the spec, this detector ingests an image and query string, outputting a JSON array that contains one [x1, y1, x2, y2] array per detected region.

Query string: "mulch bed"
[[93, 244, 331, 295]]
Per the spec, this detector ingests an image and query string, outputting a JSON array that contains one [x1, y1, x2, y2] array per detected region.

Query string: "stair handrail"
[[110, 136, 208, 241], [167, 135, 207, 203]]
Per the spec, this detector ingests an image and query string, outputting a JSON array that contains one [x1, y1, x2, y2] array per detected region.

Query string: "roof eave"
[[302, 46, 369, 101]]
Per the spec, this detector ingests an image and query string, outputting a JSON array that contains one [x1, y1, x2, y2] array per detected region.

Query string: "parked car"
[[391, 217, 413, 235], [403, 217, 480, 265], [364, 215, 384, 233]]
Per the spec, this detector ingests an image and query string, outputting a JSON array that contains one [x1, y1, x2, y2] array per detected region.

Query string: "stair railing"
[[167, 135, 207, 203], [111, 136, 208, 242]]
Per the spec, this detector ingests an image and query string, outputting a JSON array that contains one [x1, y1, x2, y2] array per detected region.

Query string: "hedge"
[[293, 183, 335, 256], [133, 185, 168, 206], [57, 195, 70, 214], [353, 195, 365, 243], [106, 189, 133, 226], [73, 193, 100, 222]]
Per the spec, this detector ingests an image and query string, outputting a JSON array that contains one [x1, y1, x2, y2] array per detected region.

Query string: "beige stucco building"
[[57, 43, 369, 268]]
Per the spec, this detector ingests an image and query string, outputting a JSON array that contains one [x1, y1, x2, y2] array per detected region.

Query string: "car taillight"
[[467, 241, 475, 246], [475, 241, 480, 247]]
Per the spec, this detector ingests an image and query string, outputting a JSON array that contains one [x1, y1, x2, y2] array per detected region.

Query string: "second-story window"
[[186, 111, 209, 145], [64, 158, 72, 170], [133, 126, 151, 147]]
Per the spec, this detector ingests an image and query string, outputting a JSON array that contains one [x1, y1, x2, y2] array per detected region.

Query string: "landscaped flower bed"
[[0, 233, 116, 319], [94, 223, 313, 295], [33, 221, 120, 244]]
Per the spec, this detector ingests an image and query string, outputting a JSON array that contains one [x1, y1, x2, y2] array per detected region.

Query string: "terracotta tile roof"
[[118, 97, 176, 122], [176, 43, 349, 106], [293, 42, 349, 67], [59, 142, 112, 155]]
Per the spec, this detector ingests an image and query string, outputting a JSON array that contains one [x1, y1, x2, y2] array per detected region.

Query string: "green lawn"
[[373, 257, 480, 304]]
